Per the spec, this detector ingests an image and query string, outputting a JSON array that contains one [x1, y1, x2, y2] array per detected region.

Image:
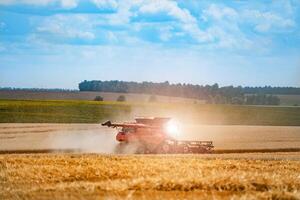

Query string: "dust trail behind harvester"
[[44, 126, 118, 153], [43, 123, 145, 154]]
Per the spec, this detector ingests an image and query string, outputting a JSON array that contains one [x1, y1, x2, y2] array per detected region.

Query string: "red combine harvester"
[[102, 117, 214, 154]]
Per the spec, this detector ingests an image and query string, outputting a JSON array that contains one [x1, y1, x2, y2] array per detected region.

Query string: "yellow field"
[[1, 153, 300, 200]]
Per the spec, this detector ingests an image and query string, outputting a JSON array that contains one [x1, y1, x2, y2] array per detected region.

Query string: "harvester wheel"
[[183, 146, 190, 153], [198, 147, 209, 153], [136, 142, 149, 154], [114, 143, 127, 154], [156, 143, 170, 154], [162, 144, 170, 153]]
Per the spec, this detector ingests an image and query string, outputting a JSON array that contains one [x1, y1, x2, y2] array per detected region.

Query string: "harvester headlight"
[[165, 121, 179, 138]]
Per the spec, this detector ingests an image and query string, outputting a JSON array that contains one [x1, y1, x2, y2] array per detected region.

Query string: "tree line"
[[0, 87, 78, 92], [78, 80, 291, 105], [243, 86, 300, 95]]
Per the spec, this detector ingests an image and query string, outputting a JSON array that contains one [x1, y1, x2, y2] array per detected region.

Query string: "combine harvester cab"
[[102, 117, 214, 154]]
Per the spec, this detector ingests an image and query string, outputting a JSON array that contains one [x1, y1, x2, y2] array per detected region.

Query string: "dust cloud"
[[44, 124, 143, 154], [44, 126, 118, 153]]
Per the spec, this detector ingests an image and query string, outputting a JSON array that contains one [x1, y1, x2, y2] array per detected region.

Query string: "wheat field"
[[1, 153, 300, 200]]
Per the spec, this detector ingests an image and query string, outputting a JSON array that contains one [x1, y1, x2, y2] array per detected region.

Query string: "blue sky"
[[0, 0, 300, 89]]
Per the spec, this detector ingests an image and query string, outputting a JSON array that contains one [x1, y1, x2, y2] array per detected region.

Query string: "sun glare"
[[165, 121, 180, 138]]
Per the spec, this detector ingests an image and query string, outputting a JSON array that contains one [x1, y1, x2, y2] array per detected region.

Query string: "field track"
[[1, 123, 300, 154]]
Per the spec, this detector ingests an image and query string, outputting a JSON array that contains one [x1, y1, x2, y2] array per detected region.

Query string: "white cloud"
[[60, 0, 78, 9], [201, 4, 248, 48], [106, 31, 118, 42], [139, 0, 196, 23], [91, 0, 118, 9], [0, 0, 52, 6], [104, 1, 133, 25], [37, 15, 95, 40], [269, 0, 295, 16], [244, 10, 295, 32], [200, 3, 297, 50], [202, 3, 295, 33], [90, 0, 139, 26], [203, 4, 238, 21], [181, 23, 213, 43], [3, 0, 297, 52], [138, 0, 213, 43], [204, 26, 253, 50], [0, 0, 78, 9], [159, 25, 173, 41]]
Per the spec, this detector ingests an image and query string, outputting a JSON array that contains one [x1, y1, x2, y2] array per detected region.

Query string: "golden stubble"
[[1, 154, 300, 200]]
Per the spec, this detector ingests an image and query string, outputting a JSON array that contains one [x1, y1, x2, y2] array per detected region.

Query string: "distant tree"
[[117, 95, 126, 102], [94, 96, 103, 101], [294, 104, 299, 106], [148, 95, 157, 102]]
